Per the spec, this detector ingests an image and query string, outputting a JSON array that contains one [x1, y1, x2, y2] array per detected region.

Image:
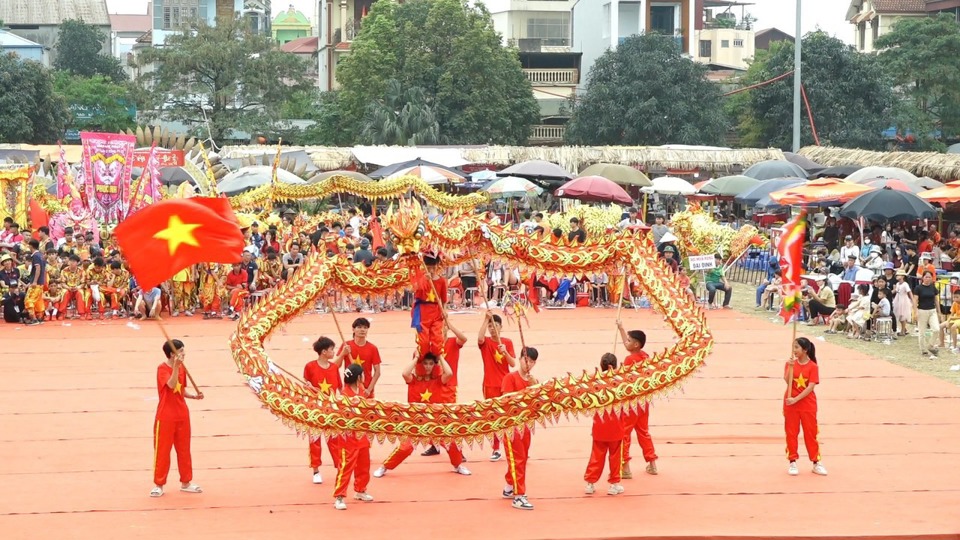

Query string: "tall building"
[[243, 0, 272, 35], [847, 0, 926, 53], [317, 0, 376, 92], [152, 0, 245, 45]]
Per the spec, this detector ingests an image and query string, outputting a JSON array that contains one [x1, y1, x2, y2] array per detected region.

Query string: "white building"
[[693, 2, 755, 71], [846, 0, 926, 54], [151, 0, 245, 46]]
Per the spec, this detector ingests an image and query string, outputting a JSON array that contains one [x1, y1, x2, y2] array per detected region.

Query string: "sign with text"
[[688, 254, 717, 271], [133, 149, 184, 168]]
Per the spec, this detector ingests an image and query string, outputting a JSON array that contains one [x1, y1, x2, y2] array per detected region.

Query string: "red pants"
[[584, 439, 623, 483], [415, 315, 444, 357], [60, 289, 87, 315], [784, 408, 820, 462], [483, 386, 503, 451], [309, 436, 340, 469], [153, 417, 192, 487], [332, 444, 370, 498], [504, 430, 532, 496], [102, 287, 123, 310], [229, 289, 248, 312], [383, 441, 464, 470], [622, 405, 657, 465]]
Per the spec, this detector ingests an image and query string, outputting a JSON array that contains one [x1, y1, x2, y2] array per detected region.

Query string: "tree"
[[876, 14, 960, 148], [565, 34, 728, 146], [0, 53, 67, 143], [54, 19, 126, 82], [360, 79, 444, 145], [136, 18, 312, 143], [729, 32, 894, 149], [54, 72, 136, 133], [336, 0, 539, 145]]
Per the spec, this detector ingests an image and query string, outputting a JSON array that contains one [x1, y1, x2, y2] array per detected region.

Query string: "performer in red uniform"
[[332, 364, 374, 510], [784, 337, 828, 476], [501, 347, 538, 510], [304, 336, 348, 484], [337, 317, 382, 397], [373, 352, 472, 477], [616, 320, 658, 478], [411, 252, 447, 358], [479, 312, 515, 461], [150, 339, 204, 498], [224, 262, 249, 318], [421, 313, 468, 457], [584, 353, 625, 495]]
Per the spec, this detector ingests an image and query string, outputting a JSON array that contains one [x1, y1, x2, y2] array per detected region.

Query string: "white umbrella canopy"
[[217, 166, 306, 195], [385, 165, 465, 184], [483, 176, 543, 198], [845, 166, 919, 184], [641, 176, 697, 195]]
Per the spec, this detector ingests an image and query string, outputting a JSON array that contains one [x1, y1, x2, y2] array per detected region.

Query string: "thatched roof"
[[222, 145, 786, 175], [798, 146, 960, 182]]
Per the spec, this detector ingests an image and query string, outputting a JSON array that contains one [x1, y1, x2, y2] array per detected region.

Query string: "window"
[[160, 0, 200, 29], [699, 40, 712, 58], [526, 13, 570, 46], [733, 39, 744, 47], [721, 39, 730, 48]]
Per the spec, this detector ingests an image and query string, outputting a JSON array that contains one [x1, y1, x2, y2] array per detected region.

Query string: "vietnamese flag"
[[776, 211, 807, 324], [114, 197, 245, 288]]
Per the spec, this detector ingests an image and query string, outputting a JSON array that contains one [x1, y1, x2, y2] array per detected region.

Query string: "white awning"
[[351, 146, 471, 168]]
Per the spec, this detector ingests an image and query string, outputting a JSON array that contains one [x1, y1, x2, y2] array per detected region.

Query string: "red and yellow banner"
[[81, 132, 136, 222], [777, 211, 806, 324]]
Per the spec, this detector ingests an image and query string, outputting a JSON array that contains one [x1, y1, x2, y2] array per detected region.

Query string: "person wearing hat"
[[864, 244, 884, 276], [839, 235, 859, 264], [352, 238, 375, 268], [840, 255, 861, 282], [2, 281, 27, 323], [916, 252, 936, 280], [0, 253, 20, 293], [651, 214, 669, 246], [660, 244, 679, 273], [0, 221, 23, 253]]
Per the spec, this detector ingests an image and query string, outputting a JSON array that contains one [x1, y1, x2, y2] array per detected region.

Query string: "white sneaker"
[[812, 462, 828, 476], [607, 483, 625, 495], [373, 465, 387, 478], [788, 462, 799, 476], [334, 496, 347, 510], [512, 495, 534, 510], [584, 482, 595, 494], [354, 492, 374, 502], [312, 472, 323, 484], [454, 464, 472, 476], [490, 450, 502, 462]]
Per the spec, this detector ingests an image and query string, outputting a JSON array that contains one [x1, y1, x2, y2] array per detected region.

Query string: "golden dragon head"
[[385, 198, 425, 254]]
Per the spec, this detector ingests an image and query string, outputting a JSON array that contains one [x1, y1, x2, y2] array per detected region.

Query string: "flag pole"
[[325, 296, 347, 344], [612, 265, 628, 353], [155, 318, 202, 395]]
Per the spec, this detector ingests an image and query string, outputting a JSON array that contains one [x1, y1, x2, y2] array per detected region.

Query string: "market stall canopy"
[[578, 163, 651, 187], [768, 177, 875, 207], [498, 160, 574, 181], [556, 175, 632, 205], [699, 175, 760, 196], [352, 146, 469, 168], [369, 158, 463, 180], [845, 166, 919, 184], [306, 170, 372, 183], [734, 177, 806, 206], [743, 160, 808, 181], [217, 166, 306, 195], [483, 176, 543, 198], [839, 187, 938, 222], [641, 176, 697, 195], [919, 182, 960, 204]]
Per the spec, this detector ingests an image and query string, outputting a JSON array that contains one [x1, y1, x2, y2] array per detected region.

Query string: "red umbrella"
[[555, 175, 633, 205]]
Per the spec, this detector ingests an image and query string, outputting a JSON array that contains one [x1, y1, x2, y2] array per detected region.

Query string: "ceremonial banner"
[[128, 143, 162, 215], [132, 148, 184, 168], [777, 211, 807, 324], [56, 141, 71, 200], [81, 131, 135, 221]]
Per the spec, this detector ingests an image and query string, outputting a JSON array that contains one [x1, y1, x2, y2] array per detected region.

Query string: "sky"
[[106, 0, 853, 44]]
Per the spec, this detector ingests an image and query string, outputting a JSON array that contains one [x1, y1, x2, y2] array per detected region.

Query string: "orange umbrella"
[[768, 177, 876, 206], [919, 182, 960, 204]]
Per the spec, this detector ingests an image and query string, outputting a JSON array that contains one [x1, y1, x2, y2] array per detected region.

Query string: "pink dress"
[[893, 281, 913, 321]]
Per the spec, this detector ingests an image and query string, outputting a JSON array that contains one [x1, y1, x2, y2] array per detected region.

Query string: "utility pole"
[[792, 0, 802, 152]]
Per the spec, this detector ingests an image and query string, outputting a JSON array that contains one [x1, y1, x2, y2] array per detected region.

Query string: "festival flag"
[[128, 143, 161, 215], [777, 211, 807, 324], [80, 131, 136, 221], [56, 141, 70, 200], [114, 197, 245, 288]]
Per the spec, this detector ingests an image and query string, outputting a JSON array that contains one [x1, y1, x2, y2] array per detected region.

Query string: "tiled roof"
[[281, 36, 319, 54], [0, 29, 42, 47], [110, 14, 151, 33], [873, 0, 927, 12], [0, 0, 110, 26]]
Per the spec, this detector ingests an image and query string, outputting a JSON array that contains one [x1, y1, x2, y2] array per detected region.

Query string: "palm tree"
[[360, 79, 445, 145]]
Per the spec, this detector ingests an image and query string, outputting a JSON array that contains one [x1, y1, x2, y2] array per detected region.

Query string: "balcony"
[[529, 124, 566, 143], [523, 68, 579, 86]]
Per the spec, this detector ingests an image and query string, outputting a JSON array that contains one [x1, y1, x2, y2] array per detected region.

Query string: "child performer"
[[784, 337, 828, 476], [151, 339, 204, 497], [584, 353, 625, 496], [44, 281, 64, 321], [411, 251, 447, 359], [479, 312, 516, 461], [373, 353, 471, 477], [422, 311, 468, 457], [332, 364, 374, 510], [501, 347, 539, 510], [304, 336, 348, 484], [616, 320, 658, 478], [59, 255, 88, 318], [337, 317, 382, 397]]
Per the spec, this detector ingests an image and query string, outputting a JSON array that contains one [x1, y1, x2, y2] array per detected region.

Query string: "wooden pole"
[[612, 266, 628, 353], [155, 319, 201, 395], [785, 317, 798, 401], [325, 296, 347, 345]]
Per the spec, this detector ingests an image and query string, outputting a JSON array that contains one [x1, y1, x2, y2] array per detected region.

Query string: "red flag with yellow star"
[[114, 197, 245, 288], [777, 211, 807, 324]]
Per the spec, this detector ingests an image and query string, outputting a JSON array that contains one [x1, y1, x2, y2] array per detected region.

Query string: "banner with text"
[[81, 132, 136, 222]]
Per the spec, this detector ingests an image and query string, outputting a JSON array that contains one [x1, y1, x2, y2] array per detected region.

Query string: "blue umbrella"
[[734, 177, 806, 206], [469, 169, 499, 182]]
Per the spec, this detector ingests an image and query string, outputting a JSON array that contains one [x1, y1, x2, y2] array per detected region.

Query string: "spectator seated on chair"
[[756, 269, 782, 310], [941, 290, 960, 352], [865, 288, 892, 339], [704, 253, 732, 309], [804, 275, 835, 325], [846, 285, 872, 339]]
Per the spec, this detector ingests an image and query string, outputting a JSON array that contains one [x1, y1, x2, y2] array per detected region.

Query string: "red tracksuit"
[[502, 371, 533, 496], [584, 411, 625, 484], [413, 269, 447, 357], [153, 362, 192, 487], [481, 337, 515, 451], [622, 350, 658, 465], [304, 359, 342, 468], [332, 384, 371, 498], [384, 376, 464, 470], [784, 360, 821, 462]]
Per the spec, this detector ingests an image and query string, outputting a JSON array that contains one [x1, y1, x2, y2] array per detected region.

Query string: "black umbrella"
[[743, 160, 808, 180], [783, 152, 824, 175], [734, 177, 806, 206], [812, 165, 863, 179], [368, 158, 463, 179], [838, 187, 938, 222]]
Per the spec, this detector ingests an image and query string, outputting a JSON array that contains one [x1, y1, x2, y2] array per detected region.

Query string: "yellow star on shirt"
[[173, 381, 183, 394], [352, 354, 364, 366], [318, 380, 332, 394], [426, 289, 436, 302], [420, 389, 433, 402], [794, 373, 807, 389], [153, 215, 201, 256], [493, 350, 504, 364]]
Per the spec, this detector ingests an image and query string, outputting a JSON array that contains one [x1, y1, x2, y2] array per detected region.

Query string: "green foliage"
[[565, 34, 728, 146], [360, 79, 443, 145], [336, 0, 539, 145], [53, 72, 136, 133], [729, 32, 893, 149], [876, 14, 960, 147], [136, 17, 312, 143], [54, 19, 126, 82], [0, 53, 67, 143]]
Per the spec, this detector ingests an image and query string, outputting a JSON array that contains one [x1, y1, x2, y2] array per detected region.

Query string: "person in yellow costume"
[[171, 266, 196, 316]]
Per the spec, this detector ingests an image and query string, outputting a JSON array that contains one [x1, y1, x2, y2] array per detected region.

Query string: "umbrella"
[[864, 178, 924, 194], [700, 175, 760, 196], [469, 169, 499, 182], [483, 176, 543, 198], [811, 165, 863, 179], [693, 179, 712, 191], [306, 170, 372, 183], [919, 183, 960, 204], [369, 158, 463, 180], [158, 166, 199, 186], [578, 163, 651, 187], [783, 152, 825, 175], [913, 176, 944, 190], [743, 160, 808, 180], [555, 175, 632, 205], [845, 166, 919, 184], [839, 187, 938, 222], [217, 166, 306, 195], [948, 143, 960, 154], [769, 177, 876, 207], [734, 177, 806, 205], [641, 176, 697, 195], [385, 165, 464, 184], [498, 160, 573, 181]]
